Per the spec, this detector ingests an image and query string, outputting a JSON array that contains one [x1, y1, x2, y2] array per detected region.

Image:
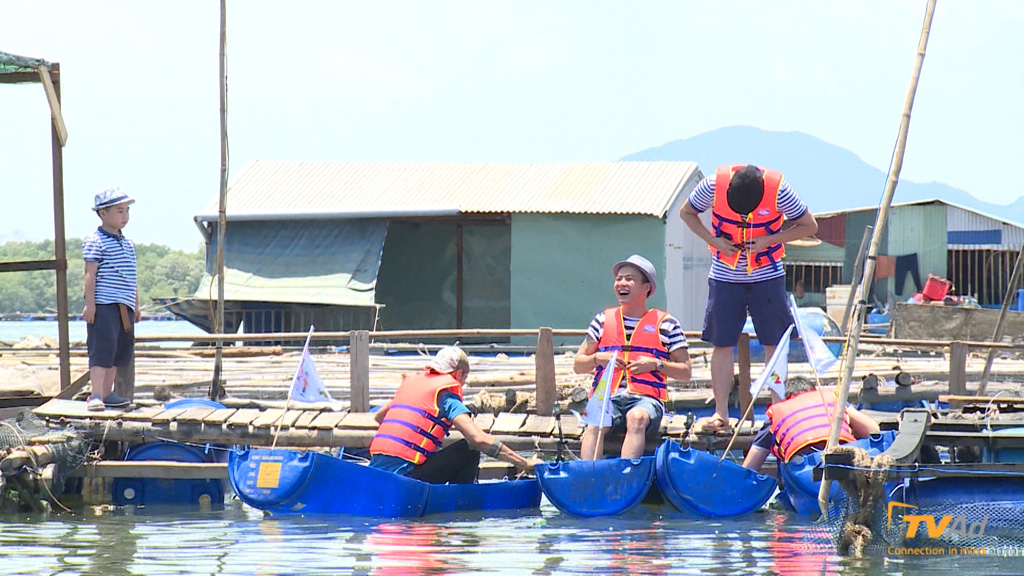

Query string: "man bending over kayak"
[[370, 346, 542, 483], [742, 375, 880, 472]]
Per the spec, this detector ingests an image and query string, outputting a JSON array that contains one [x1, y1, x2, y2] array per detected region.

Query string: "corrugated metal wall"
[[946, 205, 1024, 250], [663, 169, 709, 331], [510, 214, 667, 344], [885, 203, 947, 298]]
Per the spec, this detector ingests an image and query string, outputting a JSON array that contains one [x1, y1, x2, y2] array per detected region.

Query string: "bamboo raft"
[[8, 327, 1024, 509]]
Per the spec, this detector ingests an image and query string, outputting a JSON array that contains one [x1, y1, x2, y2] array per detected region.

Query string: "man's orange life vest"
[[369, 371, 463, 465], [593, 307, 670, 401], [766, 389, 855, 462], [710, 164, 786, 273]]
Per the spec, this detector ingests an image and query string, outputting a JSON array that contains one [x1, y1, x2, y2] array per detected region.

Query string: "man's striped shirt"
[[687, 173, 808, 283], [586, 310, 689, 353], [83, 227, 138, 309]]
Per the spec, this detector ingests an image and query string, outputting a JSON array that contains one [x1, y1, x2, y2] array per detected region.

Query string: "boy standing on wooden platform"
[[82, 187, 139, 411]]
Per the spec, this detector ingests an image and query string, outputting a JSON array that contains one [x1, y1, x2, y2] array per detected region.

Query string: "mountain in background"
[[623, 126, 1024, 225]]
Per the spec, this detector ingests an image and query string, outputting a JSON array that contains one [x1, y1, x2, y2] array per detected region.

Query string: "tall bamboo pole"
[[210, 0, 228, 400], [817, 0, 938, 516], [976, 242, 1024, 395]]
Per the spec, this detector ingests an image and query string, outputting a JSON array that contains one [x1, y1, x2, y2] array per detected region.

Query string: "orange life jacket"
[[710, 164, 786, 273], [369, 371, 463, 465], [593, 307, 670, 401], [766, 389, 855, 462]]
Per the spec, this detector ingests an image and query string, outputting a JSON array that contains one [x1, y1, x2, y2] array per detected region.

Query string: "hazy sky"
[[2, 1, 1021, 251]]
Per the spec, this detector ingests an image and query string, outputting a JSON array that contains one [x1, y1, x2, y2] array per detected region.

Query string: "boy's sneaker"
[[103, 392, 130, 408], [86, 395, 105, 411]]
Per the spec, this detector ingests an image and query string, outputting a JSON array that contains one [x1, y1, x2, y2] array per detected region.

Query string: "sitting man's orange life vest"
[[710, 164, 786, 273], [369, 371, 463, 465], [766, 389, 855, 462], [593, 307, 670, 402]]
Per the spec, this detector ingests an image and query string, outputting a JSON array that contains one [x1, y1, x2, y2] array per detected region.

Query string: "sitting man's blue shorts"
[[701, 276, 793, 347], [608, 394, 665, 436]]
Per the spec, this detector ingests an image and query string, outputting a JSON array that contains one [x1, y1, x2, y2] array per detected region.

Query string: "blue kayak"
[[655, 439, 777, 518], [535, 457, 655, 517], [779, 430, 897, 516], [228, 448, 541, 517]]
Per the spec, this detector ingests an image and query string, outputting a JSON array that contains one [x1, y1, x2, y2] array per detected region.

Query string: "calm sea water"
[[1, 498, 1021, 575], [0, 319, 205, 347]]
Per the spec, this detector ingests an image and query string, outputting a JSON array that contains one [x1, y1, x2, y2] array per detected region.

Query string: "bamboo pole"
[[210, 0, 229, 400], [976, 241, 1024, 395], [817, 0, 938, 517], [842, 226, 873, 334]]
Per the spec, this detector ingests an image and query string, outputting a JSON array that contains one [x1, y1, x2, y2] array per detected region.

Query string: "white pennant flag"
[[288, 326, 338, 406], [789, 295, 839, 374], [750, 325, 793, 399], [582, 353, 617, 428]]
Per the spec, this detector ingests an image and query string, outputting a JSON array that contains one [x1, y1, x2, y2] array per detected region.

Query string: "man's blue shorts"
[[701, 276, 794, 348], [609, 394, 664, 436], [87, 304, 135, 368]]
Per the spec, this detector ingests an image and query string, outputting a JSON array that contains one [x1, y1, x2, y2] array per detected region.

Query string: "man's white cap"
[[426, 346, 469, 374]]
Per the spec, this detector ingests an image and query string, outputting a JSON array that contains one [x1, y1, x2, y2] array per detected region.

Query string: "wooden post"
[[535, 327, 556, 416], [210, 0, 229, 401], [737, 332, 752, 425], [949, 341, 968, 396], [349, 330, 370, 412], [48, 64, 71, 393]]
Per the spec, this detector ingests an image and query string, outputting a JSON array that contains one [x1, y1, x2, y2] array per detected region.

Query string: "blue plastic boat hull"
[[535, 456, 655, 517], [654, 439, 777, 517], [779, 430, 897, 516], [227, 448, 541, 517]]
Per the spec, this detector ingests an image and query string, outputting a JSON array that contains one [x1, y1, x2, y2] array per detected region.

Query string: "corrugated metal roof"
[[195, 161, 700, 222], [817, 198, 1024, 229], [814, 198, 1024, 250]]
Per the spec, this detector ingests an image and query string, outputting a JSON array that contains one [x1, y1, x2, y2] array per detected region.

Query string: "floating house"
[[785, 199, 1024, 310], [161, 161, 709, 343]]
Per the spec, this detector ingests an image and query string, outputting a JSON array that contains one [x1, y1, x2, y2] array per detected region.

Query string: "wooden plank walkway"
[[32, 398, 768, 453]]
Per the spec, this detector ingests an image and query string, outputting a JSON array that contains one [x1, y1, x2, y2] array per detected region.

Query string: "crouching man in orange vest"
[[574, 255, 693, 460], [742, 376, 880, 472], [370, 346, 543, 483]]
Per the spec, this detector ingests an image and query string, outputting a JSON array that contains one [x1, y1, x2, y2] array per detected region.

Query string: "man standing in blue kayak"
[[679, 164, 818, 434], [370, 346, 542, 483], [574, 255, 692, 460], [742, 376, 880, 472]]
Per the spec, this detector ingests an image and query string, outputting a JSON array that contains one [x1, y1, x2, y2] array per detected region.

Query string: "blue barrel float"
[[535, 456, 655, 517], [111, 398, 227, 508], [655, 439, 777, 518]]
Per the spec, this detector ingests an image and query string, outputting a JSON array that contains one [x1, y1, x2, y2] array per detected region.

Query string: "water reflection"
[[365, 522, 450, 575], [0, 499, 1021, 575]]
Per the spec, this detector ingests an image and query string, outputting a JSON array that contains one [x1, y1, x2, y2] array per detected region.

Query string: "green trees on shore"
[[0, 240, 204, 315]]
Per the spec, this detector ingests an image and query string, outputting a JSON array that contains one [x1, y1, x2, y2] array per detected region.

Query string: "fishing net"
[[1, 410, 92, 503], [814, 446, 1024, 557]]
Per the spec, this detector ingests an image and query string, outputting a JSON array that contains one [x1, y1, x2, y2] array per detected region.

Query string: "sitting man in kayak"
[[742, 375, 880, 472], [574, 254, 692, 460], [369, 346, 543, 483]]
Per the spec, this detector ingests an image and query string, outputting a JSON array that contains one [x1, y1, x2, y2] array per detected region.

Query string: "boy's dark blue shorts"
[[701, 276, 794, 348], [87, 304, 135, 368]]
